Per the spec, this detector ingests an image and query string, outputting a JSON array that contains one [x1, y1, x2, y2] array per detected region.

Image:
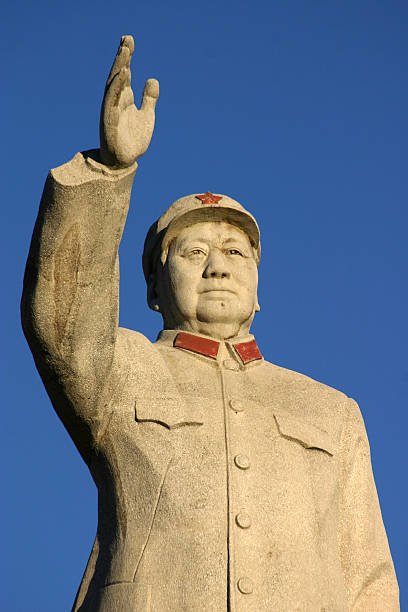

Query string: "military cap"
[[142, 192, 261, 281]]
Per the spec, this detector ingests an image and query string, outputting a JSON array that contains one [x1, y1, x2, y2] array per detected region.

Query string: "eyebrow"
[[177, 234, 250, 249], [176, 236, 211, 250], [222, 237, 250, 246]]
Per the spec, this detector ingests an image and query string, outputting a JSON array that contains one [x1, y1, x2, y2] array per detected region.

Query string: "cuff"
[[51, 149, 138, 187], [84, 149, 138, 178]]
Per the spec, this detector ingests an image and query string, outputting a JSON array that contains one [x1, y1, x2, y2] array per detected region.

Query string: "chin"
[[197, 304, 252, 326], [197, 303, 234, 323]]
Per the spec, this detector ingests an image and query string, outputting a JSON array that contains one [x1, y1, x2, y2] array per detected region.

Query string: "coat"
[[21, 151, 399, 611]]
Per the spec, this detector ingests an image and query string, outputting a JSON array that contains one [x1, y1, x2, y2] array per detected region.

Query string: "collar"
[[155, 329, 263, 365]]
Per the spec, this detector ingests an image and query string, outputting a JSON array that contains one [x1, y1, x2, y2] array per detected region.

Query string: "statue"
[[21, 36, 399, 611]]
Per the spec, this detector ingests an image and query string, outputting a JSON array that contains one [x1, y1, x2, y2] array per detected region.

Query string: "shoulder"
[[115, 327, 170, 369], [116, 327, 157, 357], [117, 326, 153, 345], [260, 359, 349, 403]]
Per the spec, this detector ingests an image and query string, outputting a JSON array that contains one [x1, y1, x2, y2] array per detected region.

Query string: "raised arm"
[[21, 36, 159, 463]]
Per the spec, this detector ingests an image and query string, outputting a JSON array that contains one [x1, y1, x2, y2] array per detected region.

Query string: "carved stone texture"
[[21, 151, 399, 611], [21, 36, 399, 612]]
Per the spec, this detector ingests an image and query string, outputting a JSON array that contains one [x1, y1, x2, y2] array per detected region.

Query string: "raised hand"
[[100, 36, 159, 168]]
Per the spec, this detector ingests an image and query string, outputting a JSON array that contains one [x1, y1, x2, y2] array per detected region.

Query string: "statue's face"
[[153, 221, 259, 339]]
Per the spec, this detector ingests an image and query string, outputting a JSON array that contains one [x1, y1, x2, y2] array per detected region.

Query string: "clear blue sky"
[[1, 0, 407, 609]]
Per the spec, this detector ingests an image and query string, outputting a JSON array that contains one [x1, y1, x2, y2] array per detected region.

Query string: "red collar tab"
[[233, 339, 263, 364], [174, 332, 220, 359], [195, 192, 223, 205]]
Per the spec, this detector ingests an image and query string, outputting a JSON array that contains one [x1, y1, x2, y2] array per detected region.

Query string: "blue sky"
[[1, 0, 407, 609]]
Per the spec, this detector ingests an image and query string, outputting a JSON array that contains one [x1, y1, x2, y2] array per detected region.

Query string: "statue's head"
[[143, 193, 261, 340]]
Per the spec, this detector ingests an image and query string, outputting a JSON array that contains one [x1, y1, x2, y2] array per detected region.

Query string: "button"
[[229, 400, 244, 412], [223, 358, 240, 371], [235, 512, 251, 529], [234, 454, 250, 470], [237, 577, 253, 594]]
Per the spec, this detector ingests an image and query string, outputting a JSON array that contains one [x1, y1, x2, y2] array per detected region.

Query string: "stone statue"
[[21, 36, 399, 611]]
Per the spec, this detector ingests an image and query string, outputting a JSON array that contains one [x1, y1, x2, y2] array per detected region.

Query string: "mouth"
[[200, 289, 236, 297]]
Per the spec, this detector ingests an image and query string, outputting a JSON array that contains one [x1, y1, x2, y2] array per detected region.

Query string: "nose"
[[202, 249, 230, 279]]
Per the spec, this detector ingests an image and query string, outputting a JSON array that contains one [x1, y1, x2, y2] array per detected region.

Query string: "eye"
[[226, 248, 243, 256], [185, 248, 207, 260]]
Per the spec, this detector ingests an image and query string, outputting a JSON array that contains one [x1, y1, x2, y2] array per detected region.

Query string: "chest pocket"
[[135, 395, 204, 429], [274, 413, 335, 456]]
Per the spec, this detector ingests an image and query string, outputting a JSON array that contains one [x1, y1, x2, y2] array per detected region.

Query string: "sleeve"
[[338, 397, 399, 611], [21, 150, 138, 464]]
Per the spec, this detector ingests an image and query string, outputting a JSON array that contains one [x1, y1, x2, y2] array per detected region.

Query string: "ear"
[[147, 274, 160, 312]]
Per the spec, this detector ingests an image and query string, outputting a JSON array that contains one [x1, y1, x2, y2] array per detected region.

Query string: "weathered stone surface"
[[21, 36, 399, 612]]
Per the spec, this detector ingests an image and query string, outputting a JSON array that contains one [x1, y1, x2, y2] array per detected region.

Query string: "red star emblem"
[[195, 192, 223, 205]]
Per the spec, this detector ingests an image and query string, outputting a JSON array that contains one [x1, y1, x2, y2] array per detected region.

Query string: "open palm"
[[100, 36, 159, 168]]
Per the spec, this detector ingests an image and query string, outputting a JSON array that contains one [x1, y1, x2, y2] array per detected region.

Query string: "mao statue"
[[21, 36, 399, 611]]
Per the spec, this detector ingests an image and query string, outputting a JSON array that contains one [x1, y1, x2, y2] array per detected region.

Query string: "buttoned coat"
[[21, 151, 399, 611]]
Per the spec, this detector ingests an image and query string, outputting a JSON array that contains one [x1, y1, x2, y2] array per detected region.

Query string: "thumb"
[[140, 78, 159, 112]]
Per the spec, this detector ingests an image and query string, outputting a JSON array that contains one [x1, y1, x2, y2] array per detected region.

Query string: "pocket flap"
[[135, 396, 204, 429], [274, 413, 335, 456]]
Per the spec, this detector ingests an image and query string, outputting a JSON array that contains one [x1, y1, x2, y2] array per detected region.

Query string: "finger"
[[121, 34, 134, 55], [106, 35, 134, 88], [104, 68, 131, 111], [140, 78, 159, 113]]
